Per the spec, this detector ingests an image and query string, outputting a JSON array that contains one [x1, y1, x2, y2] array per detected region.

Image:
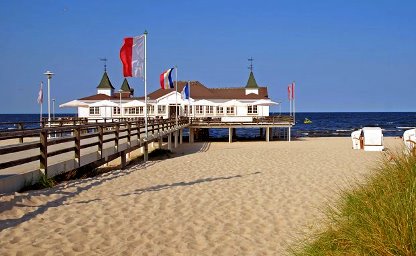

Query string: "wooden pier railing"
[[189, 115, 294, 126], [0, 117, 189, 179]]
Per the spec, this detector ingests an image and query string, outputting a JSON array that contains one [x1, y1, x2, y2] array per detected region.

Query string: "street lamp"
[[43, 71, 54, 127]]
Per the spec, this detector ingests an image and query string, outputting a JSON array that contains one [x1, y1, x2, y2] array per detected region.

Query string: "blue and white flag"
[[181, 83, 190, 100]]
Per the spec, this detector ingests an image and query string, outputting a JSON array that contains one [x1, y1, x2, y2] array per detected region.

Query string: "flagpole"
[[188, 81, 191, 118], [144, 30, 148, 138], [289, 85, 292, 117], [40, 82, 43, 127], [293, 81, 296, 124], [175, 65, 178, 127]]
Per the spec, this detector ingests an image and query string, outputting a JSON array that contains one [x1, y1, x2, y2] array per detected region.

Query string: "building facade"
[[62, 71, 277, 122]]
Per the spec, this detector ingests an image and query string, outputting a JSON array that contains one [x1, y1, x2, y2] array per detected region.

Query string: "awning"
[[59, 100, 89, 108]]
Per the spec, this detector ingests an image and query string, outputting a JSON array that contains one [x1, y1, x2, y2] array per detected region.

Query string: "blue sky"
[[0, 0, 415, 113]]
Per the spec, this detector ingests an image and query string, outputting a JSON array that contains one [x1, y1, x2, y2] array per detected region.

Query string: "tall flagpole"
[[188, 81, 191, 120], [144, 30, 148, 138], [289, 85, 292, 117], [175, 65, 178, 127], [40, 82, 43, 127], [293, 81, 296, 124]]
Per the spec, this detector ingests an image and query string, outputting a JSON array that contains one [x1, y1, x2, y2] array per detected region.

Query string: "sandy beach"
[[0, 137, 403, 255]]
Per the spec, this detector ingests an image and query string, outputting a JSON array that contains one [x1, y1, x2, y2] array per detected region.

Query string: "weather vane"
[[248, 57, 254, 72], [99, 57, 108, 72]]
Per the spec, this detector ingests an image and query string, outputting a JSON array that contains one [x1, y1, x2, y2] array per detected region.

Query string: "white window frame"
[[137, 106, 144, 115], [216, 106, 224, 115], [113, 107, 121, 115], [226, 106, 235, 115], [195, 105, 204, 115], [157, 105, 166, 114], [147, 105, 155, 114], [89, 107, 100, 115], [247, 105, 258, 115], [205, 106, 214, 115]]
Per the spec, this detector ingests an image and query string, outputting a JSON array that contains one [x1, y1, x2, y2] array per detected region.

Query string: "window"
[[226, 106, 235, 115], [89, 107, 100, 115], [125, 107, 143, 115], [113, 107, 121, 115], [147, 105, 155, 114], [184, 105, 193, 115], [126, 107, 134, 115], [137, 106, 143, 115], [247, 105, 258, 114], [157, 105, 166, 114], [195, 105, 204, 115], [216, 106, 224, 115], [205, 106, 214, 115]]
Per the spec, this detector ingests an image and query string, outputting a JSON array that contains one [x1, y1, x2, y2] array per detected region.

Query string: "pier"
[[0, 116, 293, 193]]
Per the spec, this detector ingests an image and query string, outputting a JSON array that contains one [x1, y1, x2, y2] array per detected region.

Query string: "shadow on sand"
[[0, 142, 218, 231], [118, 171, 261, 197]]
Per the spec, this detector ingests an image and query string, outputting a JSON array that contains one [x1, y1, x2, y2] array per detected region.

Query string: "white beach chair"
[[351, 129, 362, 149], [362, 127, 384, 151], [403, 128, 416, 155]]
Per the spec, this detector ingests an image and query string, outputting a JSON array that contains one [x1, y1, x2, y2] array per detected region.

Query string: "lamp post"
[[44, 71, 54, 127]]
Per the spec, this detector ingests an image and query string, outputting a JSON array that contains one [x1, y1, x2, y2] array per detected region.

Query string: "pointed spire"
[[120, 78, 131, 92], [96, 71, 115, 89], [246, 71, 259, 88]]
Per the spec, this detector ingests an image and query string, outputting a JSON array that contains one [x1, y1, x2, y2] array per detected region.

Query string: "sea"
[[0, 113, 415, 138]]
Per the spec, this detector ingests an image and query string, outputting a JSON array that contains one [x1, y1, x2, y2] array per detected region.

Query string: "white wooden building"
[[61, 71, 278, 122]]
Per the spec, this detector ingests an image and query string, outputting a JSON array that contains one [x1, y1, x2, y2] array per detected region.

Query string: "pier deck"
[[0, 116, 293, 193]]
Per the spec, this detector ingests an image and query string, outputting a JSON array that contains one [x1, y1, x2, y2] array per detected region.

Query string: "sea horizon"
[[0, 112, 414, 137]]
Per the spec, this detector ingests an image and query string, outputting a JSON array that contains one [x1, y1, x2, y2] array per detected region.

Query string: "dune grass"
[[290, 152, 416, 255]]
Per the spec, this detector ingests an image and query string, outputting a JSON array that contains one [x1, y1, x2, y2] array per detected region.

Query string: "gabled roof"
[[79, 94, 113, 101], [120, 78, 132, 92], [96, 72, 115, 89], [137, 81, 268, 101], [246, 71, 259, 88]]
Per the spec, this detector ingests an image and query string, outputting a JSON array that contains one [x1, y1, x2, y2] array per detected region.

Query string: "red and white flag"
[[37, 82, 43, 104], [288, 82, 295, 100], [120, 35, 145, 78], [291, 82, 295, 100]]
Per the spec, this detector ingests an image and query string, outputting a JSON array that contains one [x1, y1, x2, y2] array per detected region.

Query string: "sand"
[[0, 137, 403, 255]]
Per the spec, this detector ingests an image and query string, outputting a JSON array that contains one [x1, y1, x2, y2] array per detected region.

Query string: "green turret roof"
[[245, 71, 259, 88], [120, 78, 131, 92], [96, 72, 115, 89]]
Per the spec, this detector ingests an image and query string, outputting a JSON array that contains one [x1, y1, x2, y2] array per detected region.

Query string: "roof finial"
[[248, 57, 254, 72], [100, 57, 108, 72]]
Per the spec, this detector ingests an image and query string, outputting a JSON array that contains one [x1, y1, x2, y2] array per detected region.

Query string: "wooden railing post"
[[127, 122, 131, 147], [17, 122, 23, 143], [59, 121, 63, 137], [40, 129, 48, 177], [115, 123, 119, 151], [74, 127, 81, 167], [98, 125, 103, 158], [142, 142, 148, 162]]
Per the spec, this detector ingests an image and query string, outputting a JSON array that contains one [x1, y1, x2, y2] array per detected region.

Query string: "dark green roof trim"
[[245, 71, 259, 88], [120, 78, 132, 92], [97, 72, 115, 89]]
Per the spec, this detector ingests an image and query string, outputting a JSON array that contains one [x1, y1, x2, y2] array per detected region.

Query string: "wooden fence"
[[0, 117, 189, 177]]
